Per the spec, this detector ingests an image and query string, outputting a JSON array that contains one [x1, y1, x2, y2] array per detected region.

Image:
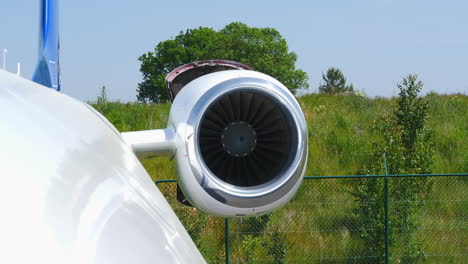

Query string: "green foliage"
[[94, 86, 109, 113], [265, 230, 288, 264], [137, 22, 309, 102], [96, 85, 108, 105], [395, 75, 432, 152], [352, 75, 435, 263], [318, 67, 354, 94], [245, 214, 271, 234], [237, 214, 288, 264], [241, 234, 262, 264], [174, 207, 209, 247]]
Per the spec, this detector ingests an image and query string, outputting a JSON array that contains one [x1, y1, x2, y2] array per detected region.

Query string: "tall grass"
[[91, 93, 467, 179]]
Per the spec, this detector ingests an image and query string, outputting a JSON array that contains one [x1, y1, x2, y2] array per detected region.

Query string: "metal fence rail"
[[155, 173, 467, 264]]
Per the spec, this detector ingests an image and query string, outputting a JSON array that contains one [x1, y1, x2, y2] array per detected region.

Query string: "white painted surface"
[[0, 70, 205, 264], [122, 128, 175, 158]]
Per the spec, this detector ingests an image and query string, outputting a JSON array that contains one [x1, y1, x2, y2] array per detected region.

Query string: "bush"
[[352, 75, 435, 263]]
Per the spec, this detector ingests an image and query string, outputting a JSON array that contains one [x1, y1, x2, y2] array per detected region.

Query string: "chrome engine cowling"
[[123, 65, 307, 217]]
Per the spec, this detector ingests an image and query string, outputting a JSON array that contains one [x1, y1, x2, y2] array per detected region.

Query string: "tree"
[[318, 67, 354, 94], [352, 75, 434, 263], [137, 22, 309, 103], [94, 86, 109, 114]]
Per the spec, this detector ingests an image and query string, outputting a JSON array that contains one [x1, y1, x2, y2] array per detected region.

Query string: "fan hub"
[[221, 122, 256, 157]]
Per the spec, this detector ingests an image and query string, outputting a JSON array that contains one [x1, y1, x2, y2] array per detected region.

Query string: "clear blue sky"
[[1, 0, 467, 101]]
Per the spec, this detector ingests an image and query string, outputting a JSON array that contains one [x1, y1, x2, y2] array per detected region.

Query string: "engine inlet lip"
[[184, 76, 307, 208]]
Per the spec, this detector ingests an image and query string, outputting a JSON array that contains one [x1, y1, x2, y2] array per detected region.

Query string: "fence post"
[[225, 218, 230, 264], [383, 153, 390, 264]]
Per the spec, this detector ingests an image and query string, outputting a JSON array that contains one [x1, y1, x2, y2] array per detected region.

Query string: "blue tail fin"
[[32, 0, 60, 91]]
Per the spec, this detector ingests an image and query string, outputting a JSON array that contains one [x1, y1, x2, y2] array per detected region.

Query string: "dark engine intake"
[[199, 90, 297, 187]]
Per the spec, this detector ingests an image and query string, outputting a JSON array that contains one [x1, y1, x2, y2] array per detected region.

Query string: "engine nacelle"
[[122, 65, 307, 217]]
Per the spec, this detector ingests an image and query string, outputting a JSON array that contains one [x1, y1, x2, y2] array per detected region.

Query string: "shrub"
[[352, 75, 435, 263]]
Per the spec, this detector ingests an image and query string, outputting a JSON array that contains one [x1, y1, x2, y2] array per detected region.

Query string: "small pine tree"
[[94, 86, 109, 114], [318, 67, 354, 94], [97, 85, 108, 105]]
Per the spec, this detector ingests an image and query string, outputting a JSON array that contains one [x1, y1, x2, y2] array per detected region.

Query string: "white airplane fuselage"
[[0, 70, 205, 263]]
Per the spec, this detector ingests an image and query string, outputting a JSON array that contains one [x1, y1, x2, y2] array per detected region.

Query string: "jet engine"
[[122, 61, 307, 217]]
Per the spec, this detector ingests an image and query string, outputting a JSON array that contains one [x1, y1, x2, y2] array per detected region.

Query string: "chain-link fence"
[[155, 173, 467, 264]]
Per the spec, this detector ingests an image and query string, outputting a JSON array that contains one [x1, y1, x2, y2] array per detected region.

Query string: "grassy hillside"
[[92, 93, 467, 179]]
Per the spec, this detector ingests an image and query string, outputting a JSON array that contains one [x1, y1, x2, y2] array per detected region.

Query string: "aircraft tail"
[[32, 0, 60, 91]]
